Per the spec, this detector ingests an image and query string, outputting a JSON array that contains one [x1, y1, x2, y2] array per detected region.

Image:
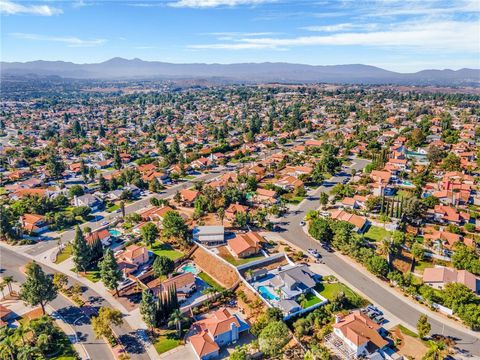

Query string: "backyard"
[[198, 271, 224, 291], [149, 242, 183, 260], [217, 246, 265, 266], [299, 292, 322, 309]]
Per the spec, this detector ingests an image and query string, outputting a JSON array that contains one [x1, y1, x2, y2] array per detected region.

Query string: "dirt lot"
[[235, 283, 266, 322], [191, 246, 239, 288], [392, 248, 413, 274], [391, 327, 428, 360]]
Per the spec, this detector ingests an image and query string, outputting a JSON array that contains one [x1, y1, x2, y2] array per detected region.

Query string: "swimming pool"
[[180, 263, 199, 275], [109, 229, 121, 236], [258, 285, 279, 301]]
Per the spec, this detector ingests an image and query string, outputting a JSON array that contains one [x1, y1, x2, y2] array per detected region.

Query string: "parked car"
[[300, 221, 306, 226], [366, 304, 383, 315], [321, 243, 333, 252]]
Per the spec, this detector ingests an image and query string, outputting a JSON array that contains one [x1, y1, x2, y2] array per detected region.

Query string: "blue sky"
[[1, 0, 479, 72]]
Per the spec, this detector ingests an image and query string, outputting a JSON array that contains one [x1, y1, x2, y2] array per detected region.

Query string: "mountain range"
[[1, 58, 479, 86]]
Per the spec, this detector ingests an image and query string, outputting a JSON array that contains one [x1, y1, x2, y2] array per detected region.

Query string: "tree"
[[417, 314, 431, 339], [69, 185, 84, 198], [411, 243, 425, 264], [120, 201, 125, 218], [72, 226, 91, 272], [162, 211, 189, 244], [2, 276, 14, 296], [217, 207, 225, 225], [46, 154, 65, 180], [451, 243, 480, 276], [19, 261, 57, 314], [140, 290, 156, 331], [422, 341, 449, 360], [140, 222, 159, 246], [153, 256, 175, 278], [309, 218, 334, 244], [168, 309, 188, 338], [92, 307, 123, 342], [230, 346, 247, 360], [258, 320, 291, 356], [99, 249, 123, 296], [366, 255, 389, 277], [440, 153, 461, 172], [52, 273, 68, 291], [319, 192, 329, 209]]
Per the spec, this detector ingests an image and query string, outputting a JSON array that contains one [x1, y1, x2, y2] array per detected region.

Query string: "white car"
[[299, 221, 306, 226]]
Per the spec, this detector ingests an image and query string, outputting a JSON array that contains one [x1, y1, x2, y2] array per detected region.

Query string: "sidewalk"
[[295, 226, 480, 339], [0, 241, 159, 360]]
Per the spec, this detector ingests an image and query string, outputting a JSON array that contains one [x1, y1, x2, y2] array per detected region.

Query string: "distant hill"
[[1, 58, 479, 86]]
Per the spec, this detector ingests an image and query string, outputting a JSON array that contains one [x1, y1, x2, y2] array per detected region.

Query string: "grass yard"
[[55, 244, 73, 264], [198, 271, 224, 291], [149, 242, 183, 260], [106, 204, 120, 213], [413, 259, 433, 274], [154, 330, 183, 355], [281, 194, 306, 205], [300, 292, 322, 309], [0, 187, 7, 195], [72, 265, 101, 283], [364, 225, 391, 242], [221, 252, 265, 267], [314, 282, 367, 308], [398, 324, 419, 338], [183, 175, 196, 180]]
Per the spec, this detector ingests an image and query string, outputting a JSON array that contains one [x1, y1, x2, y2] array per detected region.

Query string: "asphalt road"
[[0, 248, 150, 360], [276, 158, 480, 357]]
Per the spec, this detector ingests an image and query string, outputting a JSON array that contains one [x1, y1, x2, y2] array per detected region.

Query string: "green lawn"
[[398, 324, 419, 338], [154, 330, 183, 355], [198, 271, 224, 291], [314, 282, 367, 308], [221, 252, 265, 267], [55, 244, 73, 264], [149, 242, 183, 260], [106, 204, 120, 213], [0, 187, 7, 195], [364, 225, 391, 242], [72, 265, 101, 283], [413, 259, 433, 274], [183, 175, 196, 180], [281, 194, 306, 205], [300, 292, 322, 309]]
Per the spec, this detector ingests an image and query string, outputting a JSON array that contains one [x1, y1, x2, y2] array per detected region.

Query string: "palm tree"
[[168, 309, 188, 338], [3, 277, 14, 296], [17, 345, 39, 360], [202, 287, 217, 301], [297, 294, 307, 308], [15, 322, 30, 346], [378, 237, 395, 266], [0, 337, 16, 360], [423, 341, 449, 360]]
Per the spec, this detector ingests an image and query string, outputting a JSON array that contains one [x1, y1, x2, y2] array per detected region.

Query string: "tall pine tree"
[[99, 249, 123, 296], [72, 226, 91, 272], [140, 290, 157, 331]]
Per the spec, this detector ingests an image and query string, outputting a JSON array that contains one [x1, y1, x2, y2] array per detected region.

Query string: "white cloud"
[[0, 0, 63, 15], [11, 33, 106, 47], [190, 20, 480, 52], [168, 0, 274, 8], [302, 23, 378, 32]]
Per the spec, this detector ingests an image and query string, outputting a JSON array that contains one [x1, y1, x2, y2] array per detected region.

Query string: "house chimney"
[[335, 315, 342, 324]]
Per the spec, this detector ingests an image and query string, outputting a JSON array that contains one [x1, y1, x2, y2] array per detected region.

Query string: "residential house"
[[74, 194, 103, 211], [85, 228, 112, 247], [328, 311, 389, 359], [180, 189, 200, 207], [21, 214, 49, 234], [330, 209, 369, 234], [225, 203, 249, 223], [115, 245, 150, 276], [423, 267, 478, 293], [227, 232, 264, 258], [253, 188, 278, 205], [193, 226, 225, 246], [188, 308, 250, 360], [148, 272, 196, 301]]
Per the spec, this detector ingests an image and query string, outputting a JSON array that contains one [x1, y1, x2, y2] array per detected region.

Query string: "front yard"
[[364, 225, 391, 242], [314, 281, 367, 308], [55, 244, 73, 264], [154, 329, 185, 355], [149, 242, 184, 260]]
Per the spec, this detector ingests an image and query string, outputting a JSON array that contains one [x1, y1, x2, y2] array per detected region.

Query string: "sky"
[[1, 0, 479, 72]]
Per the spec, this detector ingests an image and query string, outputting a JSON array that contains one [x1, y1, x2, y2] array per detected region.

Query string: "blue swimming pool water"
[[258, 286, 279, 301], [181, 263, 199, 275], [109, 229, 121, 236]]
